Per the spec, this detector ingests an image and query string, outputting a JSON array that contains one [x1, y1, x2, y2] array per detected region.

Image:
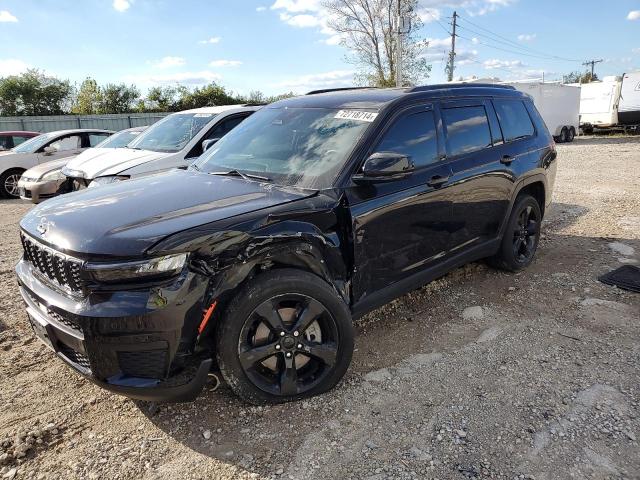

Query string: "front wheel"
[[0, 169, 24, 198], [216, 269, 354, 404], [489, 194, 542, 272]]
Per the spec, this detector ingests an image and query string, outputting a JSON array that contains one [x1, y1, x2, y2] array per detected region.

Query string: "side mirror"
[[353, 152, 414, 183], [43, 146, 57, 155], [202, 138, 220, 152]]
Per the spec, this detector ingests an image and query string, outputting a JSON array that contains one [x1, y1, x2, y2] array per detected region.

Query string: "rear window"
[[441, 106, 492, 157], [493, 99, 535, 142]]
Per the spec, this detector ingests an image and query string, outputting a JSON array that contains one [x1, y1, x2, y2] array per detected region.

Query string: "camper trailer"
[[577, 76, 622, 133], [618, 72, 640, 127]]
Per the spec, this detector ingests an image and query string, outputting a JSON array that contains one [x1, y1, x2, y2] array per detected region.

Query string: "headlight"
[[85, 253, 188, 283], [89, 175, 129, 188], [40, 169, 65, 182]]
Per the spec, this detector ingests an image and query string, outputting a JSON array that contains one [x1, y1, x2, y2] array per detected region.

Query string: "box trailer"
[[503, 81, 581, 142], [576, 76, 622, 132], [618, 71, 640, 127]]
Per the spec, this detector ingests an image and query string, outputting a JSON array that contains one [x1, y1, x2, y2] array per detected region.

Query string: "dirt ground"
[[1, 137, 639, 480]]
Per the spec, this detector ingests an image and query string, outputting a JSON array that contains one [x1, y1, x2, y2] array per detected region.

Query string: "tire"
[[566, 127, 575, 142], [0, 169, 24, 199], [558, 127, 568, 143], [215, 268, 354, 405], [488, 194, 542, 272]]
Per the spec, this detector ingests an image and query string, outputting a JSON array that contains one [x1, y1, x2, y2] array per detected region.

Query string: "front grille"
[[47, 308, 82, 333], [118, 350, 168, 379], [21, 233, 84, 294], [59, 345, 91, 370]]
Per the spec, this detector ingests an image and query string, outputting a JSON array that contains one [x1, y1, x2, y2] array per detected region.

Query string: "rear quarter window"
[[493, 99, 535, 142], [441, 105, 492, 157]]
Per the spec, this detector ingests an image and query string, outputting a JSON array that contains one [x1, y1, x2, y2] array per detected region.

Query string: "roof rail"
[[242, 103, 268, 107], [306, 87, 376, 95], [408, 83, 516, 93]]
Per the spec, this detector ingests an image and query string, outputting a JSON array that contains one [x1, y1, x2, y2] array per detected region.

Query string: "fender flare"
[[498, 173, 548, 238]]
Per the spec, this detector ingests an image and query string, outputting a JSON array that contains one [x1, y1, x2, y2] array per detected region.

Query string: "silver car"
[[0, 129, 113, 198], [18, 127, 147, 203]]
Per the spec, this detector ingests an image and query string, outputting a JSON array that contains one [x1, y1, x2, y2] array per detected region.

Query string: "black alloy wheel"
[[238, 294, 338, 397], [512, 203, 539, 265], [488, 194, 542, 272], [215, 269, 354, 404]]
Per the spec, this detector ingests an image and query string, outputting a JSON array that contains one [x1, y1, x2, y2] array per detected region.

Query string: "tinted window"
[[206, 115, 249, 140], [442, 106, 492, 157], [12, 136, 30, 146], [493, 99, 534, 142], [376, 111, 438, 167], [0, 136, 11, 150], [88, 133, 111, 147]]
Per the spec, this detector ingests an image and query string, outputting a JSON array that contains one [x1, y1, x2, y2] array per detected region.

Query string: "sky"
[[0, 0, 639, 96]]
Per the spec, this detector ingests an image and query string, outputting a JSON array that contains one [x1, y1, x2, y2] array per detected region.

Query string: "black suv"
[[16, 84, 557, 404]]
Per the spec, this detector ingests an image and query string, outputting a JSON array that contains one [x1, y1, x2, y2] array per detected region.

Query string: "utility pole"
[[446, 11, 458, 82], [396, 0, 402, 87], [582, 59, 603, 79]]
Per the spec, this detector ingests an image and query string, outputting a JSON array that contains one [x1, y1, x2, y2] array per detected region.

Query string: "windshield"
[[192, 107, 373, 189], [127, 113, 215, 153], [12, 132, 53, 153], [96, 129, 143, 149]]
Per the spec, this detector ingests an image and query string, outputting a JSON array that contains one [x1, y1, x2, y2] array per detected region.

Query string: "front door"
[[346, 104, 455, 304]]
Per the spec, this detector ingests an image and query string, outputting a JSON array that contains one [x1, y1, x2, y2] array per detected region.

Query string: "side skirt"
[[351, 238, 501, 320]]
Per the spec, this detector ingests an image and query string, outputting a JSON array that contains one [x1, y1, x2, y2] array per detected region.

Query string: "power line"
[[455, 13, 582, 63]]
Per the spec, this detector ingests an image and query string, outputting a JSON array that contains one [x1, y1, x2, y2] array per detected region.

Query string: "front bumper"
[[18, 178, 64, 204], [15, 259, 212, 402]]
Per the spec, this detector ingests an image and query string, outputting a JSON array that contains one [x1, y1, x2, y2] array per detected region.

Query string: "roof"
[[42, 129, 115, 136], [270, 84, 527, 110], [0, 131, 40, 136], [177, 105, 259, 115]]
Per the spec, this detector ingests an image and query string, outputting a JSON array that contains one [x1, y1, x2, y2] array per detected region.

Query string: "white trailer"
[[618, 71, 640, 128], [501, 81, 581, 142], [576, 76, 622, 132]]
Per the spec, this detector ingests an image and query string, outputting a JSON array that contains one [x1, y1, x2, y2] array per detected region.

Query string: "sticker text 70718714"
[[334, 110, 379, 122]]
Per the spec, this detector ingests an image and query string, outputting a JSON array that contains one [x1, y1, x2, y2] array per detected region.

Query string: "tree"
[[323, 0, 431, 87], [72, 77, 102, 114], [175, 82, 238, 110], [563, 71, 599, 84], [97, 83, 140, 113], [0, 69, 73, 116], [143, 86, 180, 111]]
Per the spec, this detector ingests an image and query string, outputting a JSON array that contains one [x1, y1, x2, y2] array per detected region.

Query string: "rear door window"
[[12, 136, 30, 147], [88, 133, 111, 147], [493, 99, 535, 142], [0, 136, 11, 150], [441, 106, 492, 157], [375, 110, 439, 168]]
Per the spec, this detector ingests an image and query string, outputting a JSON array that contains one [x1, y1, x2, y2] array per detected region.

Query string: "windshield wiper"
[[210, 170, 272, 182]]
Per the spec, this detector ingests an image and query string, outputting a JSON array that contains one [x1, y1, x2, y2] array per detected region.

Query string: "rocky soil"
[[0, 136, 639, 480]]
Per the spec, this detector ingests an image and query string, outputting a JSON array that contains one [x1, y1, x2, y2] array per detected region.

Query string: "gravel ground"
[[1, 136, 639, 480]]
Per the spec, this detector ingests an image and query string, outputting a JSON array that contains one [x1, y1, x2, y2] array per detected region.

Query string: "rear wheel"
[[0, 169, 24, 198], [216, 269, 354, 404], [489, 194, 542, 272]]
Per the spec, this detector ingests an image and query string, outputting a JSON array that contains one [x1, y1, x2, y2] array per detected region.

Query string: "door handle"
[[427, 175, 450, 187], [500, 154, 515, 165]]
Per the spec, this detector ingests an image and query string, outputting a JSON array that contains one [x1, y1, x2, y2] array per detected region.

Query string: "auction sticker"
[[334, 110, 378, 122]]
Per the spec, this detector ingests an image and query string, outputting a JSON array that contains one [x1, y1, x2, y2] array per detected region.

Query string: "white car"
[[0, 129, 113, 198], [62, 105, 260, 190]]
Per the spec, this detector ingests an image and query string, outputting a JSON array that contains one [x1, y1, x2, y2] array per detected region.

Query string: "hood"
[[20, 169, 314, 258], [64, 147, 172, 179], [23, 158, 69, 178]]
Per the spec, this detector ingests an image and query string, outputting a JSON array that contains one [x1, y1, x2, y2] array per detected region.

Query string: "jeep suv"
[[16, 84, 557, 404]]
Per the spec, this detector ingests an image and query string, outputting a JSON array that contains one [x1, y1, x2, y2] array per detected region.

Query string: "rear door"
[[440, 99, 515, 251]]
